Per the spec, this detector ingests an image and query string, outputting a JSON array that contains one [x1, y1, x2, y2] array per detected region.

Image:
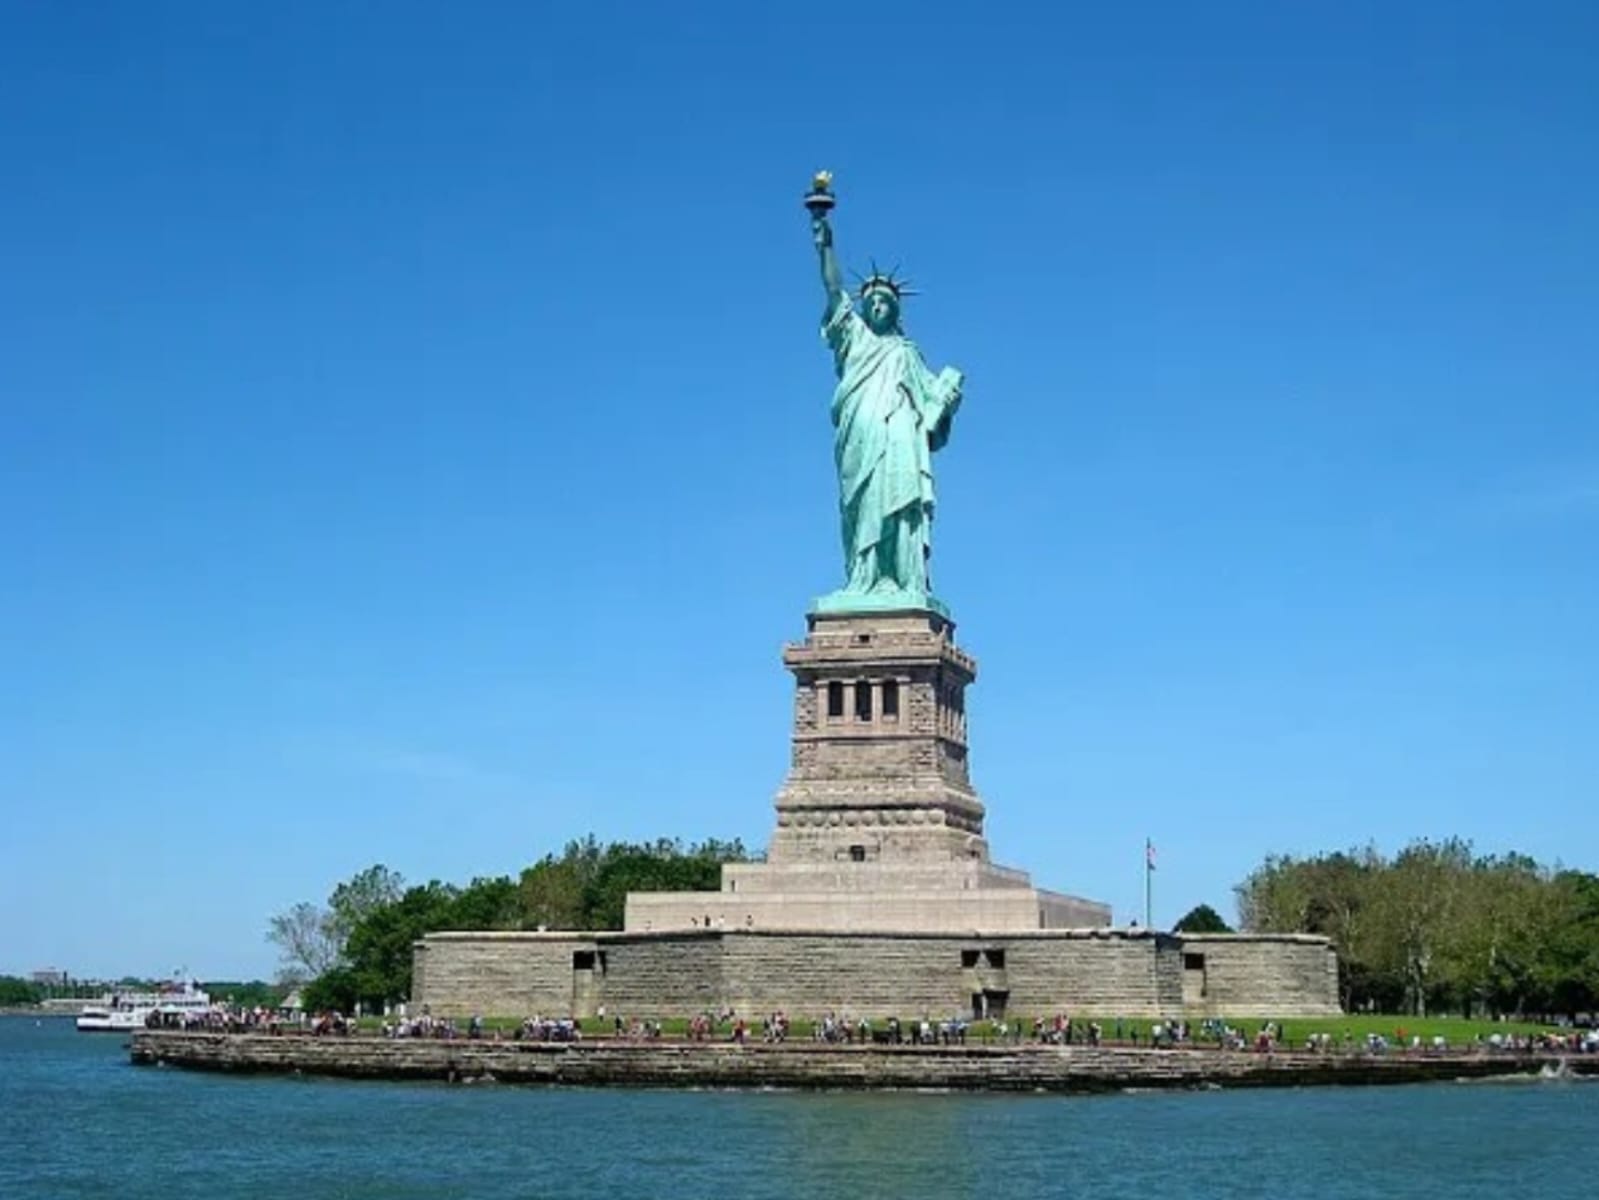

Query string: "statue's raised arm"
[[815, 215, 846, 305], [806, 172, 846, 306]]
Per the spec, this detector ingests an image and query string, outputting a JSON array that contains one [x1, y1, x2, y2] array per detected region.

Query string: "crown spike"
[[856, 260, 915, 301]]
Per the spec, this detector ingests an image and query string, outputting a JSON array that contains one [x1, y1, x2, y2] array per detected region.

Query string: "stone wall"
[[1003, 934, 1178, 1014], [414, 928, 1340, 1020], [1176, 934, 1342, 1017], [722, 859, 1034, 894], [721, 933, 971, 1016], [413, 933, 592, 1016], [625, 888, 1077, 936], [131, 1031, 1589, 1091], [1034, 889, 1115, 929], [599, 936, 724, 1016]]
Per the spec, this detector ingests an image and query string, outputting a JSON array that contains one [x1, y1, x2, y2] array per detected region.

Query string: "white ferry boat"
[[75, 981, 214, 1033]]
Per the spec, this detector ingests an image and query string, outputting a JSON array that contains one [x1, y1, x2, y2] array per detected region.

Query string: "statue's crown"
[[855, 261, 916, 300]]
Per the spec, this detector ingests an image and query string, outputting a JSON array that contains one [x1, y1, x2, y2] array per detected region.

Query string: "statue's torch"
[[804, 170, 836, 220]]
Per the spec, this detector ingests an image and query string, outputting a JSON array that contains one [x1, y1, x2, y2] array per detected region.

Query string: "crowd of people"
[[1348, 1027, 1599, 1055], [146, 1001, 1599, 1058], [374, 1013, 584, 1041], [380, 1013, 467, 1039], [143, 1004, 308, 1034], [517, 1016, 582, 1042]]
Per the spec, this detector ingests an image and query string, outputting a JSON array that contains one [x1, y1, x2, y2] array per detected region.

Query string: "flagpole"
[[1143, 839, 1152, 930]]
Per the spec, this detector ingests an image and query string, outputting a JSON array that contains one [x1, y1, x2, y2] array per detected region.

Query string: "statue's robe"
[[823, 293, 962, 593]]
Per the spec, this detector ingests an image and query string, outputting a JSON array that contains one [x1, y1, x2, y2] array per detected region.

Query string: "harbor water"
[[1, 1016, 1592, 1199]]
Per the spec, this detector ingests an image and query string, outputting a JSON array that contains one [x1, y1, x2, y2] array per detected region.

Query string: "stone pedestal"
[[624, 608, 1111, 934], [769, 609, 985, 866]]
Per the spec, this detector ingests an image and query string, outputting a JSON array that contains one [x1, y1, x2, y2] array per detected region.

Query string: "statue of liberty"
[[806, 172, 964, 615]]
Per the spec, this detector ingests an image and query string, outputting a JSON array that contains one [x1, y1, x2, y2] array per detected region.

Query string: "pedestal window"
[[827, 680, 845, 719]]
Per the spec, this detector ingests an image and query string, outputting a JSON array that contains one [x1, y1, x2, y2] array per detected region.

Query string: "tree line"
[[270, 834, 1599, 1020], [269, 836, 752, 1013], [1234, 839, 1599, 1018], [0, 976, 284, 1008], [0, 976, 45, 1006]]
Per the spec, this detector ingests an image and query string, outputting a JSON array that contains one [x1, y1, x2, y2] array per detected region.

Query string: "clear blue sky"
[[3, 2, 1595, 981]]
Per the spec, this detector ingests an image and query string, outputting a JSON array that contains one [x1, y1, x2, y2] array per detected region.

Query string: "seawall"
[[128, 1031, 1595, 1092]]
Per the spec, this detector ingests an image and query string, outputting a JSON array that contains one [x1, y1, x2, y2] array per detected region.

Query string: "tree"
[[1447, 852, 1548, 1017], [517, 844, 594, 931], [1235, 854, 1318, 933], [1365, 839, 1473, 1016], [581, 839, 731, 930], [513, 836, 752, 931], [266, 864, 406, 986], [286, 834, 755, 1010], [203, 980, 286, 1008], [266, 901, 340, 984], [343, 881, 462, 1008], [1539, 871, 1599, 1016], [301, 967, 359, 1015], [1232, 839, 1599, 1017], [1173, 904, 1232, 933], [0, 976, 43, 1006], [327, 865, 406, 947], [450, 875, 521, 930]]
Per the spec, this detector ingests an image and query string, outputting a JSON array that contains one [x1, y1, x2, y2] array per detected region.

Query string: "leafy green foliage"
[[301, 967, 359, 1014], [327, 865, 405, 946], [285, 837, 751, 1011], [202, 980, 286, 1008], [266, 863, 406, 985], [343, 881, 463, 1008], [1236, 840, 1599, 1017], [515, 836, 750, 932], [1173, 903, 1232, 933], [0, 976, 44, 1006]]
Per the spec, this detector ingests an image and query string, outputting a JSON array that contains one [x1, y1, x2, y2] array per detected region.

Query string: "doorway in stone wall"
[[1182, 952, 1207, 1006], [572, 949, 600, 1018], [972, 989, 1008, 1020]]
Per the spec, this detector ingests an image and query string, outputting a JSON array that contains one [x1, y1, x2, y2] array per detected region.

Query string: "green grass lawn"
[[355, 1011, 1564, 1046]]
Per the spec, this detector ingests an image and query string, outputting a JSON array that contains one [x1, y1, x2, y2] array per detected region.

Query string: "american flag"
[[1145, 840, 1156, 872]]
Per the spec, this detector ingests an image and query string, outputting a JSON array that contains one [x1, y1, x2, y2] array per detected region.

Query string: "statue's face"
[[862, 288, 899, 334]]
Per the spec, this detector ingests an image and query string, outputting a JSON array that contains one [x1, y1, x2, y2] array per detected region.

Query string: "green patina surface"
[[808, 177, 962, 618]]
